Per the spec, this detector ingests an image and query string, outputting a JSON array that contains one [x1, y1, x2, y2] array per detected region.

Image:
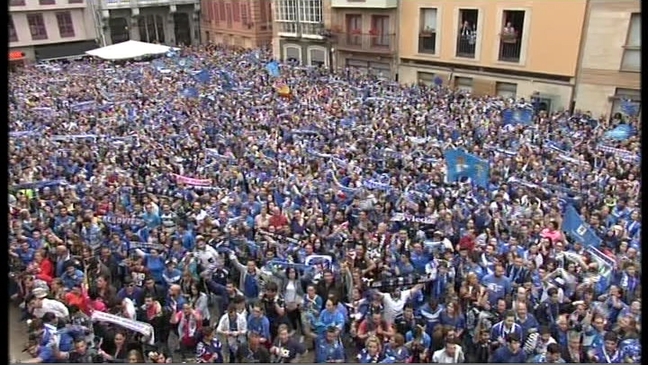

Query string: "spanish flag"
[[274, 80, 291, 98]]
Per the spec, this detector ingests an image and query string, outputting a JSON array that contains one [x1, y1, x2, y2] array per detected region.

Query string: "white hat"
[[32, 287, 48, 299]]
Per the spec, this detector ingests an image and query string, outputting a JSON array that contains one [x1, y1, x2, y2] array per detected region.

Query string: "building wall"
[[574, 0, 641, 117], [399, 0, 586, 77], [201, 0, 273, 48], [10, 1, 96, 49]]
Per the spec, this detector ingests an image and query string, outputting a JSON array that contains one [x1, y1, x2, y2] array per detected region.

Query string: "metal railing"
[[455, 34, 476, 58], [498, 33, 521, 62], [331, 32, 395, 54], [418, 31, 436, 54]]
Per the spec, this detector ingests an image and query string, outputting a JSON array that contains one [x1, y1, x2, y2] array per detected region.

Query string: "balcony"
[[418, 30, 436, 55], [10, 0, 86, 9], [498, 32, 521, 63], [103, 0, 197, 9], [331, 0, 397, 9], [455, 34, 476, 58], [331, 32, 395, 54]]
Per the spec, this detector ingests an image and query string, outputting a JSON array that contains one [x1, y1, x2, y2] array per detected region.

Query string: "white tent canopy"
[[85, 40, 178, 61]]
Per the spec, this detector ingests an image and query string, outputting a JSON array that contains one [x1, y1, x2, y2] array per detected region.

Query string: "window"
[[211, 2, 218, 23], [138, 15, 165, 44], [371, 15, 390, 48], [56, 12, 75, 38], [27, 13, 48, 40], [308, 46, 326, 67], [39, 0, 55, 4], [232, 0, 240, 22], [202, 0, 211, 21], [219, 2, 226, 21], [456, 9, 478, 58], [299, 0, 323, 35], [495, 82, 517, 99], [499, 10, 525, 63], [205, 31, 210, 42], [226, 3, 233, 27], [417, 72, 436, 86], [346, 14, 362, 45], [284, 45, 301, 64], [621, 13, 640, 72], [10, 0, 26, 6], [109, 17, 129, 44], [9, 16, 18, 42], [260, 0, 269, 28], [241, 4, 249, 26], [275, 0, 297, 22], [419, 8, 437, 55], [68, 0, 84, 3], [454, 76, 473, 93]]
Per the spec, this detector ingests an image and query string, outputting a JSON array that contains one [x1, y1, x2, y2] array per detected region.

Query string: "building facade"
[[97, 0, 200, 47], [9, 0, 99, 62], [398, 0, 588, 112], [201, 0, 273, 48], [328, 0, 398, 77], [271, 0, 332, 69], [573, 0, 641, 118]]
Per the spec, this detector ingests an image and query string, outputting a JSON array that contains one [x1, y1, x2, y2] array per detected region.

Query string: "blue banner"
[[444, 149, 490, 188], [194, 69, 211, 84], [562, 205, 601, 248], [265, 61, 280, 78], [181, 87, 199, 99], [502, 107, 534, 126], [604, 124, 635, 141]]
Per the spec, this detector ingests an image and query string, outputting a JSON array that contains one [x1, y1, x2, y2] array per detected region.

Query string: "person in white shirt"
[[29, 291, 70, 319], [216, 304, 248, 362], [432, 339, 465, 363], [193, 236, 219, 268], [375, 283, 424, 323]]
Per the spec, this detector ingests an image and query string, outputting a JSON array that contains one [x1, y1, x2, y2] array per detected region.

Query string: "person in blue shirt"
[[21, 339, 57, 363], [162, 258, 182, 288], [530, 343, 566, 363], [315, 327, 346, 363], [134, 248, 165, 284], [490, 333, 527, 363], [408, 242, 431, 274], [515, 302, 539, 341], [418, 297, 444, 338], [140, 204, 161, 230], [587, 331, 623, 363], [316, 298, 345, 336], [246, 303, 272, 346], [482, 263, 512, 305], [490, 310, 523, 349], [60, 262, 84, 291], [383, 333, 410, 363]]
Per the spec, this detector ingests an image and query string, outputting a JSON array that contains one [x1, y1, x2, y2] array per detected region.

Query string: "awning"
[[9, 51, 25, 61]]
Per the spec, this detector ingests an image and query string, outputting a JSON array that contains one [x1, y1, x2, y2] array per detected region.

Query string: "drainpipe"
[[393, 0, 400, 81], [571, 0, 592, 111]]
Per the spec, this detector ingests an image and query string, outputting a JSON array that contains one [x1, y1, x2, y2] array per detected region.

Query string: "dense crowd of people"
[[9, 44, 641, 363]]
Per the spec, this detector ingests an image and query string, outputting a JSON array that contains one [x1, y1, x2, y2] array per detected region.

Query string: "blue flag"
[[604, 124, 634, 140], [194, 69, 211, 84], [502, 107, 534, 126], [177, 58, 193, 68], [621, 100, 639, 116], [219, 70, 233, 90], [443, 149, 490, 188], [265, 61, 280, 77], [562, 205, 601, 248]]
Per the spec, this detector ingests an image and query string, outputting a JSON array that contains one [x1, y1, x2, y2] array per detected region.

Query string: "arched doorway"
[[109, 17, 129, 44], [138, 15, 165, 43]]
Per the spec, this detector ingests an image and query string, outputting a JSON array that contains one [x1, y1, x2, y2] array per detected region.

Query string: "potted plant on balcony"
[[420, 26, 435, 37], [351, 28, 362, 35], [368, 28, 378, 36]]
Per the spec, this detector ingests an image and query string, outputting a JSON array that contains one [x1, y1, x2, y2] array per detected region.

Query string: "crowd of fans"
[[9, 44, 641, 363]]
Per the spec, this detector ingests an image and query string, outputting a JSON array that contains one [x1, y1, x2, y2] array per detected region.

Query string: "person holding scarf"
[[216, 303, 247, 362], [196, 327, 224, 363], [172, 301, 203, 358]]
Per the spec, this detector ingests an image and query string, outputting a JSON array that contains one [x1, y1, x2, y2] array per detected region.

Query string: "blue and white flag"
[[70, 101, 97, 112], [444, 149, 490, 188], [604, 124, 635, 140], [502, 107, 534, 126], [265, 61, 280, 78], [562, 205, 601, 248]]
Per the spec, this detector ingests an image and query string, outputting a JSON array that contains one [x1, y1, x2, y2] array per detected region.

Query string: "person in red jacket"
[[32, 250, 54, 284]]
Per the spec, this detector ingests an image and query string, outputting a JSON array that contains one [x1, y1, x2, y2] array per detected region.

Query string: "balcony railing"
[[418, 31, 436, 55], [456, 33, 476, 58], [331, 32, 395, 54], [498, 32, 521, 63]]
